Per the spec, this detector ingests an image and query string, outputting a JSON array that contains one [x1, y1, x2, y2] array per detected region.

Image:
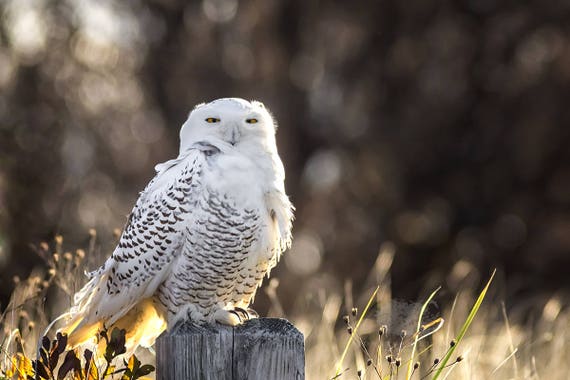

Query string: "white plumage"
[[60, 98, 294, 351]]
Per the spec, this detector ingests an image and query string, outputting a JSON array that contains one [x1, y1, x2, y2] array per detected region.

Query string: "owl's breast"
[[202, 150, 272, 207], [195, 147, 284, 258]]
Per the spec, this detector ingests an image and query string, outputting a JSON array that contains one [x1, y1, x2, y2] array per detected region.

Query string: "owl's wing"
[[61, 148, 205, 347]]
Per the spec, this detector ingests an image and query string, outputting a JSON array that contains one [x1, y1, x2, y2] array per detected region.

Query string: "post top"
[[163, 317, 303, 341]]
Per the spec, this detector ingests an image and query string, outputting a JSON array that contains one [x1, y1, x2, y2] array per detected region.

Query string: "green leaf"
[[431, 269, 496, 380], [105, 328, 127, 362], [134, 365, 155, 378], [39, 347, 49, 369], [57, 350, 80, 380], [35, 360, 50, 380], [405, 286, 441, 380], [48, 333, 67, 372], [128, 355, 141, 372], [83, 349, 99, 380], [41, 336, 51, 353]]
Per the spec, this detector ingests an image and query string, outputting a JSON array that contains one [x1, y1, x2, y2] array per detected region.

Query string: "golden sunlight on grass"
[[1, 236, 568, 380]]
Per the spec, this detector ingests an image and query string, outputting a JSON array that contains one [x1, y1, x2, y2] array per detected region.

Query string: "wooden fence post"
[[156, 318, 305, 380]]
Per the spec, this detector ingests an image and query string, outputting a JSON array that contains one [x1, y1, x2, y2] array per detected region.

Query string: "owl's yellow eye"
[[205, 117, 220, 123], [246, 118, 258, 124]]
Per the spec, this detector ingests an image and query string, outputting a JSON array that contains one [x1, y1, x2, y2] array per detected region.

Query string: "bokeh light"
[[0, 0, 569, 328]]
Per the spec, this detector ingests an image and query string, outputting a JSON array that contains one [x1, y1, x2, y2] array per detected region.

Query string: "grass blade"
[[333, 286, 380, 378], [431, 269, 496, 380], [405, 286, 441, 379]]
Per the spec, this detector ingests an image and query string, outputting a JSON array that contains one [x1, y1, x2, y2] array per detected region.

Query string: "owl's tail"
[[53, 272, 167, 354], [56, 298, 166, 355]]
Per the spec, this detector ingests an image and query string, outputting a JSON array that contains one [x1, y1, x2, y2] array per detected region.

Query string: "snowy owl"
[[58, 98, 294, 350]]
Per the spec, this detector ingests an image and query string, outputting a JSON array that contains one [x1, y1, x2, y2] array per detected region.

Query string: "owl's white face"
[[179, 98, 277, 153]]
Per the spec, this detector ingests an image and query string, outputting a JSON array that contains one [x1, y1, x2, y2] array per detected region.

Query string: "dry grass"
[[284, 243, 569, 380], [1, 237, 568, 379]]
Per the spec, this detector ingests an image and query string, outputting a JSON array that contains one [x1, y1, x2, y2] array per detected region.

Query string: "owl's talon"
[[213, 309, 241, 326], [229, 309, 244, 323], [246, 308, 259, 318], [233, 307, 258, 321], [232, 307, 249, 322]]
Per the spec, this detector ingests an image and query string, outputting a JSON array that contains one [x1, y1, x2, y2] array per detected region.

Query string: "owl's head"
[[179, 98, 277, 154]]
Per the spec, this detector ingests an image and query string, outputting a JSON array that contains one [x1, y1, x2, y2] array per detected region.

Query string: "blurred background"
[[1, 0, 569, 316]]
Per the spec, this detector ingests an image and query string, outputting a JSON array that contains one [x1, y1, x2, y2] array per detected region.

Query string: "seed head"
[[386, 355, 393, 363], [395, 358, 401, 367], [414, 362, 420, 369], [351, 307, 358, 317], [366, 359, 373, 367], [456, 356, 463, 362], [347, 326, 353, 335], [342, 315, 350, 324], [400, 330, 407, 338], [433, 358, 440, 365], [450, 339, 456, 347], [357, 370, 362, 378]]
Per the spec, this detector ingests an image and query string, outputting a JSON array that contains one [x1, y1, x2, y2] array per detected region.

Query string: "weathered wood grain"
[[156, 318, 304, 380]]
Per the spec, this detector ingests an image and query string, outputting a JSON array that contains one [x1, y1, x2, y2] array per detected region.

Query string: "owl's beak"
[[226, 124, 241, 146]]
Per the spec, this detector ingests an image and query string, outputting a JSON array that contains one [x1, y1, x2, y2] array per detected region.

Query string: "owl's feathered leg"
[[170, 304, 246, 327]]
